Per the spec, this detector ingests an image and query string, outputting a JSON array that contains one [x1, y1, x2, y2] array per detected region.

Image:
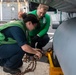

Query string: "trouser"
[[31, 34, 50, 49], [0, 44, 25, 69]]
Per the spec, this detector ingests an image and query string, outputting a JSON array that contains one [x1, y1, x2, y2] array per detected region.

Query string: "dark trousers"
[[0, 44, 25, 69], [31, 34, 50, 49]]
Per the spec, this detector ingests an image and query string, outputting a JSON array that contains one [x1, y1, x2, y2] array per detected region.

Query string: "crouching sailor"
[[0, 14, 42, 74]]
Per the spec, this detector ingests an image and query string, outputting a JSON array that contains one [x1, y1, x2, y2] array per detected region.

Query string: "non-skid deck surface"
[[0, 62, 49, 75]]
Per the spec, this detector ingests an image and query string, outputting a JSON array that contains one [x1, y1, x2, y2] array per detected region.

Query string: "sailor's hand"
[[33, 48, 41, 51], [32, 35, 40, 42], [35, 50, 42, 59]]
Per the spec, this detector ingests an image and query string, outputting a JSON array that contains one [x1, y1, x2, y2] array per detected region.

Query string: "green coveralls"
[[29, 10, 51, 48], [29, 10, 51, 37]]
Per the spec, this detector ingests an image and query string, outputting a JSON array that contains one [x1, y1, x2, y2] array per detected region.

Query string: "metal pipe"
[[47, 52, 53, 67], [1, 0, 3, 21]]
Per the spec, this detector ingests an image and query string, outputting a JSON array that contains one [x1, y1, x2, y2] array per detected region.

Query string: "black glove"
[[32, 35, 40, 42]]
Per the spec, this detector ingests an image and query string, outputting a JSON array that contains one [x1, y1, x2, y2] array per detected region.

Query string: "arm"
[[9, 26, 42, 58], [38, 15, 51, 37], [21, 44, 37, 54], [21, 44, 42, 59]]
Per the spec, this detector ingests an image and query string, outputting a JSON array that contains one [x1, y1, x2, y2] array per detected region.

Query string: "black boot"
[[3, 66, 21, 74], [0, 59, 6, 67]]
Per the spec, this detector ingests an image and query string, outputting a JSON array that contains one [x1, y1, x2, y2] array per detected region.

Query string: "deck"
[[0, 61, 49, 75]]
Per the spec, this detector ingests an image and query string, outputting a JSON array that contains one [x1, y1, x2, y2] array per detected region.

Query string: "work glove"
[[32, 35, 40, 42]]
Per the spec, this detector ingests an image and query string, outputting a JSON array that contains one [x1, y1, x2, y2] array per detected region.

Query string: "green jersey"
[[29, 10, 51, 37]]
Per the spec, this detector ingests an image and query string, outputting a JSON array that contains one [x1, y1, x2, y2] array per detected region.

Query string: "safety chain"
[[12, 50, 42, 75]]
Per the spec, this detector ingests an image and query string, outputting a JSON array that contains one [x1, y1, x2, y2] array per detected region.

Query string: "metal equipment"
[[29, 0, 76, 12], [47, 50, 63, 75], [53, 17, 76, 75]]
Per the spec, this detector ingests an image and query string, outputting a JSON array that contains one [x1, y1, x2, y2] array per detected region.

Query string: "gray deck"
[[0, 61, 49, 75]]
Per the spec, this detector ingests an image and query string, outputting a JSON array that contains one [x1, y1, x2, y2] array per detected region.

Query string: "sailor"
[[29, 4, 51, 49], [0, 14, 42, 74]]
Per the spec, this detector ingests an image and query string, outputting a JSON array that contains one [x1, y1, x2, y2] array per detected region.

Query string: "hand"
[[32, 35, 40, 42], [33, 48, 43, 54], [35, 50, 42, 59], [33, 48, 41, 51]]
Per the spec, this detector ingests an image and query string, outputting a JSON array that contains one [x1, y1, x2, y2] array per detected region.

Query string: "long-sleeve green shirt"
[[29, 10, 51, 37]]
